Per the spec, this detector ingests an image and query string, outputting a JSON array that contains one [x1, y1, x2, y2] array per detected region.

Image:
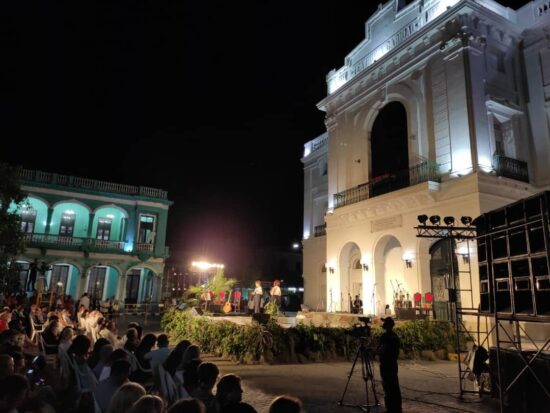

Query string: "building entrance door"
[[125, 270, 140, 304]]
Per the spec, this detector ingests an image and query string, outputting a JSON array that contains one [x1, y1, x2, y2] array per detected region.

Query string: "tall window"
[[96, 218, 112, 241], [59, 212, 75, 237], [21, 209, 37, 234], [88, 267, 107, 301], [125, 270, 140, 304], [138, 215, 155, 243], [51, 265, 69, 294]]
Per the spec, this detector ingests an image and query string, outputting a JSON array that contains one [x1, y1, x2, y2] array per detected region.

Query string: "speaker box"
[[189, 307, 203, 316], [251, 313, 270, 325]]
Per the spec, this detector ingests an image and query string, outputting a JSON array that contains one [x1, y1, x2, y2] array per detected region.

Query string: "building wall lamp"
[[404, 259, 412, 268], [362, 263, 369, 271]]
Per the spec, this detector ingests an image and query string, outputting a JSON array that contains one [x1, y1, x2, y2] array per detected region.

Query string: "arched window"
[[371, 102, 408, 196]]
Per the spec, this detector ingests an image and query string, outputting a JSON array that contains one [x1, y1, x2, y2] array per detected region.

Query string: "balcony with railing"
[[314, 223, 327, 237], [24, 233, 126, 253], [333, 162, 441, 209], [18, 168, 168, 200], [493, 155, 529, 183]]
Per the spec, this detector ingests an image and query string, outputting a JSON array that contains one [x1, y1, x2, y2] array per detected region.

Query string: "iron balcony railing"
[[493, 155, 529, 183], [314, 223, 327, 237], [19, 168, 168, 199], [333, 162, 441, 209]]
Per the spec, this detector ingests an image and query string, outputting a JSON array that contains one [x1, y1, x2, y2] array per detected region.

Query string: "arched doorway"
[[123, 267, 159, 304], [374, 235, 405, 315], [339, 243, 362, 313], [84, 265, 120, 306], [371, 102, 409, 196], [430, 239, 459, 321]]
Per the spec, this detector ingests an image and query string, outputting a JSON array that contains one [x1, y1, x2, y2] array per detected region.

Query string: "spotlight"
[[443, 216, 455, 226], [429, 215, 441, 225], [461, 216, 472, 226], [417, 215, 429, 225]]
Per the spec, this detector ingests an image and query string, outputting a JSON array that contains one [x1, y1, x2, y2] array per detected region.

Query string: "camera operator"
[[377, 317, 402, 413]]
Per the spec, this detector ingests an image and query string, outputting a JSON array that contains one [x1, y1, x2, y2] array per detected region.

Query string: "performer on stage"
[[270, 280, 282, 309], [253, 280, 263, 314], [352, 295, 363, 314]]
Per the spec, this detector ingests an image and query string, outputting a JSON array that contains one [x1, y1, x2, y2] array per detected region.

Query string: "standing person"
[[377, 317, 402, 413], [253, 280, 263, 314], [80, 293, 90, 311], [27, 259, 38, 292], [270, 280, 282, 310], [352, 295, 363, 314]]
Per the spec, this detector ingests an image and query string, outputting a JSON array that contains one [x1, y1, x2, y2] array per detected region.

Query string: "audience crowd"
[[0, 292, 304, 413]]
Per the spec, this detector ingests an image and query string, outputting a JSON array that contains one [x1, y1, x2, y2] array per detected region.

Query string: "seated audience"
[[167, 398, 205, 413], [0, 354, 15, 379], [268, 396, 303, 413], [58, 326, 74, 353], [128, 395, 164, 413], [144, 333, 170, 371], [88, 337, 110, 369], [124, 328, 140, 353], [223, 402, 258, 413], [107, 381, 146, 413], [215, 374, 243, 412], [93, 344, 113, 380], [41, 320, 61, 354], [94, 359, 132, 413], [182, 359, 202, 396], [0, 374, 30, 413], [163, 340, 191, 378], [191, 362, 219, 413]]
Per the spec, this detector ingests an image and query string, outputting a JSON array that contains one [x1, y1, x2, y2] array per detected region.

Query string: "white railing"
[[93, 239, 125, 250], [136, 243, 154, 252], [18, 168, 168, 199], [25, 233, 84, 247]]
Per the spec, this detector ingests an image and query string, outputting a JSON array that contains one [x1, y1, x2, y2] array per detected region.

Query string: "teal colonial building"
[[10, 169, 172, 305]]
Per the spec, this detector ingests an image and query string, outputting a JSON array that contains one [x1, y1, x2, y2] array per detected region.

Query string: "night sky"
[[0, 0, 529, 268]]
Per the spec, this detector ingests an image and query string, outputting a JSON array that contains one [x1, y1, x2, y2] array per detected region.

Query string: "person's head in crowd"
[[157, 334, 169, 348], [76, 391, 97, 413], [110, 359, 132, 386], [68, 334, 92, 358], [0, 309, 12, 324], [91, 337, 110, 358], [78, 305, 85, 314], [46, 312, 58, 323], [109, 348, 129, 365], [44, 319, 61, 337], [0, 374, 29, 412], [59, 326, 74, 343], [106, 320, 118, 333], [216, 374, 243, 407], [137, 333, 156, 354], [126, 327, 139, 344], [167, 398, 205, 413], [182, 359, 202, 393], [127, 322, 143, 340], [96, 317, 105, 328], [8, 318, 23, 333], [181, 344, 201, 368], [223, 402, 259, 413], [128, 395, 164, 413], [164, 339, 191, 376], [22, 398, 57, 413], [107, 382, 146, 413], [268, 395, 303, 413], [98, 343, 114, 365], [0, 355, 14, 379], [197, 362, 219, 391]]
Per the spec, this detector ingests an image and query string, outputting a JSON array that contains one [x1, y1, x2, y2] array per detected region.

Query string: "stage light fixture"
[[417, 214, 429, 225], [443, 216, 455, 226], [461, 216, 472, 226], [429, 215, 441, 225]]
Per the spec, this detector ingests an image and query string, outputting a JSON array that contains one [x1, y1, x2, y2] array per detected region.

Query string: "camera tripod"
[[337, 337, 379, 412]]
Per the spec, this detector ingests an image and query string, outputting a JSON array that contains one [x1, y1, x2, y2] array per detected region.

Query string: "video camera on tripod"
[[348, 316, 373, 339]]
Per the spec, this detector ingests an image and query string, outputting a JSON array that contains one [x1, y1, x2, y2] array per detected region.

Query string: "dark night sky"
[[0, 0, 528, 267]]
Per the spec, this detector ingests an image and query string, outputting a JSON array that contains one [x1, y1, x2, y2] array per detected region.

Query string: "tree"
[[184, 268, 236, 309], [0, 163, 26, 294]]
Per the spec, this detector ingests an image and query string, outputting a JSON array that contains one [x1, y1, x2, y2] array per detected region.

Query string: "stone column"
[[87, 213, 95, 238], [45, 208, 54, 234]]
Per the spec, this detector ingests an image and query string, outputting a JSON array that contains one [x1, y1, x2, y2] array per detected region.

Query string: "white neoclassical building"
[[302, 0, 550, 319]]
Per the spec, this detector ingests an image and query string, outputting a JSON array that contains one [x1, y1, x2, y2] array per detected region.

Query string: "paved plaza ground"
[[133, 315, 501, 413]]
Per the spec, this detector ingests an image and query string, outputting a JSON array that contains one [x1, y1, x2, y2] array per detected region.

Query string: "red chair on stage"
[[424, 292, 433, 308], [234, 291, 242, 313], [413, 292, 422, 308]]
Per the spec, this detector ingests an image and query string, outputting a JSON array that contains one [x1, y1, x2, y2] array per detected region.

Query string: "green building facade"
[[11, 169, 172, 305]]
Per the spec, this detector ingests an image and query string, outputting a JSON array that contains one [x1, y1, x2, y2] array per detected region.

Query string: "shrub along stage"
[[161, 309, 460, 364]]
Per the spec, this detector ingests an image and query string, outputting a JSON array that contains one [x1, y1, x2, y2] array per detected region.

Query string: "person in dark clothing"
[[27, 259, 38, 292], [377, 317, 402, 413]]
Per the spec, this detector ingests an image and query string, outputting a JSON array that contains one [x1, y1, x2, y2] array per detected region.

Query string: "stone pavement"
[[209, 356, 501, 413]]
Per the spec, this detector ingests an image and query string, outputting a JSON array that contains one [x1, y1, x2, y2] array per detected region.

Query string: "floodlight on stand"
[[461, 216, 473, 226], [443, 216, 455, 226], [417, 215, 429, 225], [429, 215, 441, 225]]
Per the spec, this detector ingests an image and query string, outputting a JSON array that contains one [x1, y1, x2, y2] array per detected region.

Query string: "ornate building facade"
[[302, 0, 550, 320], [11, 169, 172, 305]]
